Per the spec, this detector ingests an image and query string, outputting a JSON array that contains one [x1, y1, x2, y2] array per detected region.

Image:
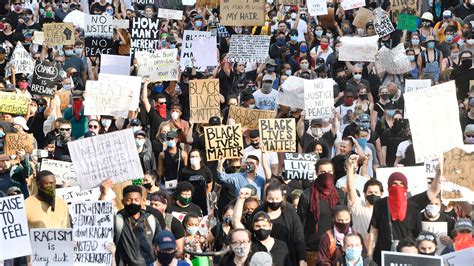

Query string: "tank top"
[[163, 149, 183, 182]]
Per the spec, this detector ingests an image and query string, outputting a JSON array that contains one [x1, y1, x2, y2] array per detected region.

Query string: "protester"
[[167, 181, 203, 217], [415, 231, 438, 256]]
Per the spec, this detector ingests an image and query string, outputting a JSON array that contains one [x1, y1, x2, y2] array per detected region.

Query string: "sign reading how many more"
[[136, 49, 179, 81], [220, 0, 265, 26], [304, 79, 334, 120], [0, 195, 32, 260], [31, 60, 60, 97], [68, 128, 144, 190], [43, 22, 75, 46], [284, 153, 318, 180], [373, 8, 395, 37], [0, 91, 29, 115], [4, 133, 34, 156], [6, 43, 35, 77], [204, 124, 244, 161], [130, 17, 160, 54], [84, 15, 114, 57], [228, 105, 276, 130], [259, 119, 296, 152], [227, 35, 270, 63], [41, 159, 78, 186], [189, 79, 221, 123], [71, 201, 113, 265], [30, 228, 74, 266]]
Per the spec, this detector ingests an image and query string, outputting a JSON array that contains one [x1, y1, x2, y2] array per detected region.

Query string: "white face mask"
[[311, 127, 323, 137], [290, 13, 297, 19], [425, 204, 441, 217], [467, 39, 474, 45], [190, 158, 200, 167], [171, 111, 179, 120], [353, 74, 362, 80], [300, 62, 309, 70], [248, 104, 255, 109]]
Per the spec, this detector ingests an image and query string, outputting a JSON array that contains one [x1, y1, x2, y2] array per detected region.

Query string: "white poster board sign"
[[30, 228, 74, 266], [375, 166, 428, 197], [41, 159, 78, 186], [304, 79, 334, 120], [84, 80, 133, 117], [442, 247, 474, 266], [158, 8, 183, 20], [307, 0, 328, 16], [278, 76, 305, 109], [181, 30, 212, 70], [68, 128, 144, 190], [375, 43, 412, 74], [98, 73, 141, 110], [341, 0, 365, 11], [56, 186, 101, 204], [339, 36, 379, 62], [136, 49, 179, 81], [6, 44, 35, 77], [404, 81, 463, 163], [100, 54, 131, 76], [227, 35, 271, 63]]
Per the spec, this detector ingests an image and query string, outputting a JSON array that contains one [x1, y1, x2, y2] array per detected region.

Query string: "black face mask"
[[266, 201, 282, 211], [392, 120, 404, 133], [156, 250, 176, 265], [365, 194, 381, 205], [254, 228, 271, 241], [380, 94, 389, 100], [250, 142, 260, 149], [124, 203, 141, 216], [460, 59, 472, 69], [420, 251, 436, 256], [143, 183, 152, 190]]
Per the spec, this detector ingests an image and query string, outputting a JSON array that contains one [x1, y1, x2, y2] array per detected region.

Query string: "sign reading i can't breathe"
[[204, 124, 244, 161], [84, 15, 114, 57], [31, 60, 60, 97], [130, 17, 160, 55]]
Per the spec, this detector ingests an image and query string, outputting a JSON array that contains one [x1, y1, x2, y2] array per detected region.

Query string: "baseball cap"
[[0, 47, 6, 54], [134, 130, 147, 138], [252, 211, 271, 224], [83, 131, 96, 138], [13, 116, 29, 131], [243, 184, 257, 196], [166, 131, 178, 139], [208, 116, 221, 126], [454, 218, 472, 232], [311, 119, 323, 126], [266, 59, 277, 66], [442, 10, 452, 18], [359, 113, 370, 122], [130, 118, 141, 127], [465, 124, 474, 135], [469, 98, 474, 107], [155, 230, 176, 250], [7, 186, 22, 195]]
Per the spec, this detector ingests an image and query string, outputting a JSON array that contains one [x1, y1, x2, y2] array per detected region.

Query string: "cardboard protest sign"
[[307, 0, 328, 16], [341, 0, 365, 11], [158, 8, 183, 20], [0, 195, 32, 260], [98, 73, 141, 111], [189, 79, 221, 123], [375, 43, 412, 74], [284, 153, 318, 180], [404, 81, 463, 163], [397, 13, 418, 31], [204, 124, 244, 161], [31, 60, 60, 97], [43, 23, 75, 46], [4, 133, 34, 155], [442, 247, 474, 266], [136, 49, 179, 81], [0, 91, 29, 115], [220, 0, 265, 26], [181, 31, 214, 69], [71, 201, 113, 265], [376, 166, 428, 197], [373, 8, 395, 37], [227, 35, 271, 63], [30, 228, 73, 266], [130, 17, 160, 54], [441, 147, 474, 201], [278, 76, 305, 109], [32, 31, 44, 45], [68, 129, 144, 190], [41, 159, 78, 186], [56, 186, 101, 204], [84, 80, 133, 117], [421, 221, 448, 254], [382, 251, 442, 266], [339, 36, 379, 62], [259, 119, 296, 152], [281, 0, 298, 4], [99, 54, 131, 76], [352, 7, 374, 29], [228, 106, 275, 130], [304, 79, 334, 120], [5, 43, 35, 77], [84, 15, 114, 57], [390, 0, 418, 19]]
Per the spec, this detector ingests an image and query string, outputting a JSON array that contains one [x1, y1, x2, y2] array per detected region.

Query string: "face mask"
[[357, 138, 367, 150], [254, 228, 271, 241], [170, 44, 176, 49], [311, 127, 323, 137], [451, 52, 459, 59], [154, 84, 164, 94], [245, 164, 255, 173], [143, 183, 152, 190], [465, 136, 474, 144], [327, 33, 333, 38], [467, 39, 474, 45], [290, 13, 297, 19], [195, 21, 203, 28], [136, 139, 145, 147], [300, 62, 309, 70], [412, 39, 420, 46], [171, 111, 179, 120], [74, 48, 83, 56], [407, 55, 415, 62], [343, 28, 352, 35], [320, 43, 329, 50], [380, 94, 389, 100], [23, 16, 30, 22], [290, 35, 298, 42], [386, 109, 396, 117], [250, 142, 260, 149], [425, 204, 441, 217], [276, 38, 286, 46], [223, 216, 232, 225], [101, 119, 112, 127], [365, 194, 380, 205], [59, 130, 70, 138], [445, 34, 454, 42], [167, 140, 176, 148], [64, 50, 75, 56], [461, 59, 472, 69], [345, 98, 353, 106], [353, 74, 362, 80], [285, 69, 292, 76], [157, 250, 176, 265], [358, 94, 368, 100], [335, 46, 341, 53], [161, 40, 167, 47], [190, 157, 200, 167], [0, 131, 4, 138], [38, 186, 56, 208], [427, 42, 435, 49], [132, 126, 140, 133], [232, 243, 249, 257], [106, 9, 113, 16], [335, 222, 351, 234], [345, 247, 362, 261], [178, 195, 192, 205], [19, 82, 28, 90], [186, 226, 199, 235], [315, 30, 323, 37], [262, 83, 273, 93], [248, 104, 255, 109], [124, 203, 141, 216], [267, 201, 282, 211], [300, 46, 307, 53]]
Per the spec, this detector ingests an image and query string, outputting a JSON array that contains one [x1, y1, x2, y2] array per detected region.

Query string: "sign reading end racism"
[[259, 118, 296, 152], [204, 124, 244, 161]]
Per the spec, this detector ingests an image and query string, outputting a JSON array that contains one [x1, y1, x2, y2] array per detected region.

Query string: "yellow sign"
[[204, 124, 244, 161], [259, 118, 296, 152], [0, 92, 29, 115]]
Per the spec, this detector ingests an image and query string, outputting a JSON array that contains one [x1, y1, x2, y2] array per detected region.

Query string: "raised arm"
[[232, 187, 253, 229], [346, 154, 360, 206], [141, 79, 151, 113]]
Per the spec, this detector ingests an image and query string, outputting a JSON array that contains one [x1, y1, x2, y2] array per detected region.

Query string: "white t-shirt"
[[337, 104, 355, 132], [289, 19, 308, 42], [335, 174, 369, 196], [243, 146, 278, 178], [253, 89, 278, 110], [396, 140, 412, 159], [310, 46, 334, 63], [349, 197, 373, 238]]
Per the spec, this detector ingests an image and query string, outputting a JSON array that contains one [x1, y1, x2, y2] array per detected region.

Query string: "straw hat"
[[421, 35, 439, 48]]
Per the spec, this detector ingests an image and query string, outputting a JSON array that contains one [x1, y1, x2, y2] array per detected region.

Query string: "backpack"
[[114, 212, 158, 243], [325, 230, 338, 259]]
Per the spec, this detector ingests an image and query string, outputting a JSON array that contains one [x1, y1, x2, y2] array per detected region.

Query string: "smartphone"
[[5, 84, 15, 92]]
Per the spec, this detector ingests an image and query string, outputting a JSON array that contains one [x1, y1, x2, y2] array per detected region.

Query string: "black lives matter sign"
[[31, 60, 59, 97], [84, 15, 114, 57], [130, 17, 160, 55], [204, 124, 244, 161]]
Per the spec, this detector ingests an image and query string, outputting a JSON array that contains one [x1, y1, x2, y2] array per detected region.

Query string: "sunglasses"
[[59, 128, 71, 131], [354, 72, 362, 75], [88, 125, 99, 129], [417, 234, 436, 241], [157, 102, 166, 105]]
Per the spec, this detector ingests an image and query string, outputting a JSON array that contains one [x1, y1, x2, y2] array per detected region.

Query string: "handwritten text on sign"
[[204, 124, 244, 161], [0, 91, 29, 115], [220, 0, 265, 26], [130, 17, 160, 54], [4, 133, 34, 155], [43, 23, 75, 46], [284, 153, 318, 180], [442, 148, 474, 200], [84, 15, 114, 56], [71, 201, 113, 266], [136, 49, 179, 81], [189, 79, 221, 123], [181, 31, 212, 69], [227, 35, 270, 63], [304, 79, 334, 120], [41, 159, 78, 186], [68, 129, 144, 190], [30, 228, 74, 266], [31, 60, 60, 97], [228, 105, 275, 130], [259, 119, 296, 152], [0, 195, 32, 260], [84, 80, 133, 118], [373, 8, 395, 37], [6, 44, 34, 77]]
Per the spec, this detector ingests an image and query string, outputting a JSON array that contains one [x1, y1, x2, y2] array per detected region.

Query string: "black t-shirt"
[[89, 2, 110, 13], [381, 129, 405, 167], [0, 31, 25, 46], [27, 112, 47, 149], [251, 239, 291, 266], [0, 60, 7, 79], [421, 212, 455, 237], [177, 82, 190, 121], [270, 213, 289, 246], [301, 131, 336, 153], [166, 202, 203, 217], [15, 23, 41, 48], [145, 205, 166, 230], [178, 166, 213, 215], [332, 154, 348, 182], [147, 107, 170, 145], [370, 191, 430, 265]]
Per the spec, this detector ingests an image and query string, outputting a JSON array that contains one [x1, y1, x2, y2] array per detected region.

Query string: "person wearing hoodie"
[[0, 151, 32, 198], [135, 130, 156, 173]]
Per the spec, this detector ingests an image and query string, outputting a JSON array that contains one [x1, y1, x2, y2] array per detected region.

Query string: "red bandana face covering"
[[454, 233, 474, 251], [73, 98, 83, 120], [154, 103, 167, 118], [388, 185, 407, 221]]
